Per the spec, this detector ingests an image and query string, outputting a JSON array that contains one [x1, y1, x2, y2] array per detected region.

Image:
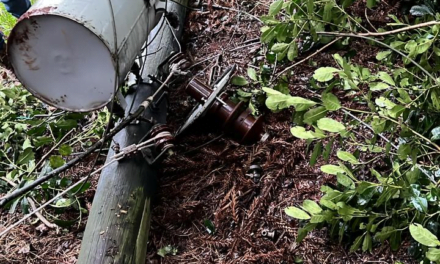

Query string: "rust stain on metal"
[[18, 6, 58, 22]]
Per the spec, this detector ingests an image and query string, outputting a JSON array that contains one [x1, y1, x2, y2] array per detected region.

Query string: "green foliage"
[[157, 245, 178, 258], [257, 0, 440, 262], [0, 21, 107, 228]]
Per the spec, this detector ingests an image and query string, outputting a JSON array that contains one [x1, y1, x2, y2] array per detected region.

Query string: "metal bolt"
[[261, 229, 275, 239], [247, 164, 262, 183]]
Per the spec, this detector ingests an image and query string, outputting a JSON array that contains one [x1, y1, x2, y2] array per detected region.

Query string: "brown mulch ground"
[[0, 0, 418, 263]]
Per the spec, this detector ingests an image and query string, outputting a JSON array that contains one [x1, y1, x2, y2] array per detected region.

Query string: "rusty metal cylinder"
[[186, 78, 263, 143], [8, 0, 164, 112]]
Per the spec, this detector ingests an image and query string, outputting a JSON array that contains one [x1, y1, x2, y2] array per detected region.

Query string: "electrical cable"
[[70, 0, 120, 196]]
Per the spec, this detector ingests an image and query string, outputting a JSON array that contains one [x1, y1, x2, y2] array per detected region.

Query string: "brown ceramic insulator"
[[155, 136, 175, 152], [186, 78, 212, 103], [216, 101, 246, 129], [149, 124, 172, 138], [232, 109, 264, 143], [185, 78, 263, 143]]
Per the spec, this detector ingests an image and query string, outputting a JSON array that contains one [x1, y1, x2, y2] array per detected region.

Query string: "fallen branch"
[[27, 197, 56, 229], [0, 156, 120, 237], [342, 20, 440, 37], [0, 103, 147, 208], [0, 65, 180, 208]]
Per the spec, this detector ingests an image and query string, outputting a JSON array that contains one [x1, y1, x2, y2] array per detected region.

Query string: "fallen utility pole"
[[77, 1, 187, 263]]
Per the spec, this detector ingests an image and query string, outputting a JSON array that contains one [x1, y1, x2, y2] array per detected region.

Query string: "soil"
[[0, 0, 418, 263]]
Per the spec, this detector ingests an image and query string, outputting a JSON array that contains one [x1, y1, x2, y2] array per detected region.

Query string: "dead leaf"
[[18, 243, 30, 254]]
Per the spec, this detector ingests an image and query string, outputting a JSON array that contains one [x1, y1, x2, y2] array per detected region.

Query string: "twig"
[[364, 9, 378, 32], [205, 4, 263, 23], [181, 134, 224, 155], [276, 37, 342, 78], [381, 115, 440, 152], [0, 177, 56, 229], [342, 109, 398, 150], [36, 129, 74, 170], [337, 20, 440, 37], [27, 197, 56, 229], [228, 42, 261, 52]]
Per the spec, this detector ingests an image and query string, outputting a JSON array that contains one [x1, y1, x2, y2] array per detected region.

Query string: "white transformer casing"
[[8, 0, 163, 112]]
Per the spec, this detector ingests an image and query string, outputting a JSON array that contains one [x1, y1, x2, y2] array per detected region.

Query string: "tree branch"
[[0, 103, 149, 208]]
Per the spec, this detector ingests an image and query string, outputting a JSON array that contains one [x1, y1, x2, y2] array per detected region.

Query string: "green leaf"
[[307, 0, 313, 15], [317, 118, 345, 133], [203, 219, 216, 235], [322, 93, 341, 111], [397, 144, 411, 160], [389, 105, 405, 119], [55, 120, 77, 130], [337, 173, 355, 188], [323, 2, 333, 22], [17, 148, 35, 165], [157, 245, 178, 258], [20, 197, 29, 214], [375, 97, 396, 109], [303, 106, 327, 125], [263, 88, 316, 111], [350, 234, 365, 252], [49, 156, 65, 169], [367, 0, 377, 8], [310, 214, 327, 223], [378, 72, 395, 86], [22, 138, 33, 150], [296, 223, 317, 243], [362, 233, 372, 252], [369, 82, 389, 91], [320, 199, 336, 210], [427, 248, 440, 261], [411, 196, 428, 213], [231, 76, 249, 86], [33, 136, 53, 147], [374, 226, 395, 242], [371, 117, 386, 133], [247, 68, 258, 81], [269, 0, 283, 16], [310, 143, 322, 166], [302, 200, 322, 215], [290, 126, 317, 139], [409, 223, 440, 247], [431, 127, 440, 141], [337, 202, 357, 221], [59, 145, 72, 156], [69, 182, 91, 195], [53, 198, 74, 208], [333, 54, 344, 67], [321, 164, 345, 175], [261, 26, 277, 43], [313, 67, 339, 82], [271, 43, 289, 53], [285, 206, 311, 220], [323, 139, 333, 162], [288, 42, 298, 61], [336, 151, 360, 164], [376, 50, 392, 61]]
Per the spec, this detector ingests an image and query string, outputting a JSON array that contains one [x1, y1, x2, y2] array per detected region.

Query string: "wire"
[[71, 0, 120, 196]]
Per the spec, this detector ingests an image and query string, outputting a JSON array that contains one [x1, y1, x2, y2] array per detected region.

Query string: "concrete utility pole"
[[77, 1, 187, 263]]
